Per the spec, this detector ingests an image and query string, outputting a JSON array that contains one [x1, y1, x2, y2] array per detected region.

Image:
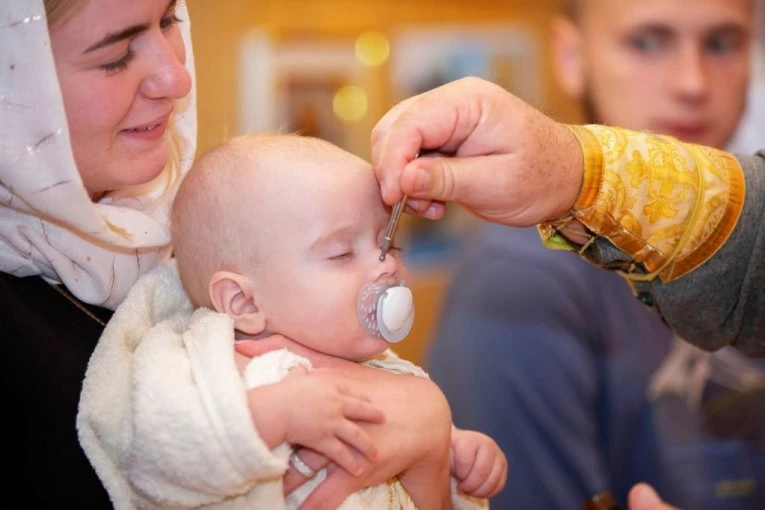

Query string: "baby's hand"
[[450, 428, 508, 498], [263, 366, 385, 477]]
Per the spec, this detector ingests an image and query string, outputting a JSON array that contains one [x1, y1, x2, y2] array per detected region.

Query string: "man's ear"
[[551, 16, 585, 99], [209, 271, 266, 335]]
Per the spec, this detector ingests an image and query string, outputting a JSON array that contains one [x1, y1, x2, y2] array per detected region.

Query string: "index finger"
[[298, 463, 362, 510], [370, 79, 483, 205], [370, 95, 423, 205]]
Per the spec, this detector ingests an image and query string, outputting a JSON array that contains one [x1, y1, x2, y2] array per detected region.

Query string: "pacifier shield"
[[357, 281, 414, 343]]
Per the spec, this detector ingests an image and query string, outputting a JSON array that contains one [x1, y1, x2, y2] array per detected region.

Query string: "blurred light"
[[355, 31, 390, 67], [333, 85, 368, 123]]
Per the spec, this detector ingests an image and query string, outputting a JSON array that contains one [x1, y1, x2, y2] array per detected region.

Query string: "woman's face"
[[49, 0, 191, 197]]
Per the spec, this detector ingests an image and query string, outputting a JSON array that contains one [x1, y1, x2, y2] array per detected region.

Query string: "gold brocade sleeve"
[[539, 125, 746, 282]]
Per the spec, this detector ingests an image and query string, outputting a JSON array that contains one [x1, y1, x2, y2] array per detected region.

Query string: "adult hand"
[[628, 483, 678, 510], [244, 365, 384, 477], [298, 369, 452, 509], [371, 76, 584, 226], [236, 336, 454, 508]]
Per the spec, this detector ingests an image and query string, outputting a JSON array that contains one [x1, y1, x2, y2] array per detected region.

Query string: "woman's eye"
[[100, 50, 134, 74], [160, 14, 182, 30], [329, 251, 353, 261]]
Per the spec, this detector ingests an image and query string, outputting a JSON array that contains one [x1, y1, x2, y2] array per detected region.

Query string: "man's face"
[[249, 146, 409, 361], [561, 0, 752, 149]]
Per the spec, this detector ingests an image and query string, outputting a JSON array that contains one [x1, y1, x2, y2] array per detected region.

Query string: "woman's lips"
[[122, 115, 169, 141]]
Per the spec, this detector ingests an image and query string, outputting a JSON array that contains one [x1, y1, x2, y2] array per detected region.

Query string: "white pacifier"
[[357, 281, 415, 343]]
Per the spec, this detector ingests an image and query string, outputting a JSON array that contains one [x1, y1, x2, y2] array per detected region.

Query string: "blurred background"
[[185, 0, 764, 366]]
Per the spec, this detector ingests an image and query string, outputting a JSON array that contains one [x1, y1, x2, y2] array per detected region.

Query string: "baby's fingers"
[[459, 453, 508, 498], [342, 397, 385, 424], [456, 445, 493, 494], [336, 421, 378, 462], [474, 457, 508, 498], [314, 438, 363, 478]]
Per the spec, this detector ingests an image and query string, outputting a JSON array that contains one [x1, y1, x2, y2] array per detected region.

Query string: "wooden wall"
[[186, 0, 580, 157]]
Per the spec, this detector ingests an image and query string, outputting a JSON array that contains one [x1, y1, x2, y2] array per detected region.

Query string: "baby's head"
[[171, 134, 411, 360]]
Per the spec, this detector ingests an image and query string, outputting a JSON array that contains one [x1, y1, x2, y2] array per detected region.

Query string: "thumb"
[[401, 155, 479, 203], [402, 154, 519, 225], [628, 483, 670, 509]]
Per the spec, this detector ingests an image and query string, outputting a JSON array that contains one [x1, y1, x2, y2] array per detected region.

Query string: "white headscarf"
[[0, 0, 197, 309]]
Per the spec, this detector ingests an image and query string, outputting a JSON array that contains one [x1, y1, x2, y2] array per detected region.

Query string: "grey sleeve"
[[645, 150, 765, 356]]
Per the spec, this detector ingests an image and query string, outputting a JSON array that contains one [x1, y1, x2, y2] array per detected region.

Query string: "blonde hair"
[[44, 0, 87, 28]]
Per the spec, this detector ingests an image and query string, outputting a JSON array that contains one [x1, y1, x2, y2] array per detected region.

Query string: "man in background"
[[426, 0, 764, 508]]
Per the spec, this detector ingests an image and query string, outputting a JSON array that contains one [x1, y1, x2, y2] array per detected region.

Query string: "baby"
[[78, 134, 506, 509]]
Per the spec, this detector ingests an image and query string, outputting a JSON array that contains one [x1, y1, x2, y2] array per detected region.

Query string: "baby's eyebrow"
[[309, 225, 357, 251]]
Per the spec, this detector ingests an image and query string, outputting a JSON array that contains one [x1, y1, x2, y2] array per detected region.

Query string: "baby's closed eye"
[[328, 251, 354, 261]]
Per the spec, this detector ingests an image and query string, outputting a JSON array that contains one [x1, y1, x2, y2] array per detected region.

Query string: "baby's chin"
[[342, 335, 391, 362]]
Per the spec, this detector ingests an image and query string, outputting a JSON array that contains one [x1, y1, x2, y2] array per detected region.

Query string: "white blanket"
[[78, 261, 487, 509]]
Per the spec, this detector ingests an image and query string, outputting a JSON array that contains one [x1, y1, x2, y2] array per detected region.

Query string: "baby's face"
[[249, 145, 409, 360]]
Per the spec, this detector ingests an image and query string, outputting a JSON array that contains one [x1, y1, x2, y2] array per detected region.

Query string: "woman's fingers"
[[298, 463, 359, 510], [283, 449, 329, 495]]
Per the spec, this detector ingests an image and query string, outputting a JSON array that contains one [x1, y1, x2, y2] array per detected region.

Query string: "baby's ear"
[[209, 271, 266, 335]]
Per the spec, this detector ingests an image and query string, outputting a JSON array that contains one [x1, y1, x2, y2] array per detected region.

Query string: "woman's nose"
[[140, 33, 192, 101]]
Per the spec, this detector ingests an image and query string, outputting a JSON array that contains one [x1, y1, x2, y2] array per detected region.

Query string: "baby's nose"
[[372, 250, 399, 281]]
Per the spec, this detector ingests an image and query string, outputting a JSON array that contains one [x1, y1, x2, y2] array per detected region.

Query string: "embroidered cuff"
[[540, 125, 745, 282]]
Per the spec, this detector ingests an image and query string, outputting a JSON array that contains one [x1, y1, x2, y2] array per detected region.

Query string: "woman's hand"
[[237, 336, 453, 509], [245, 365, 384, 477], [298, 369, 452, 510], [371, 76, 584, 227]]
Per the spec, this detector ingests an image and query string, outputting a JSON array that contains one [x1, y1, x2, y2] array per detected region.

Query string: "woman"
[[2, 0, 194, 506], [1, 1, 450, 507]]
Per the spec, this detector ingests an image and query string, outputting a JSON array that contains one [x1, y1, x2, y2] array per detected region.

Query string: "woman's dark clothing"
[[2, 272, 112, 508]]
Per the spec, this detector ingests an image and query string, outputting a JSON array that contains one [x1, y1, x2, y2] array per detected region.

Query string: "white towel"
[[78, 261, 487, 509]]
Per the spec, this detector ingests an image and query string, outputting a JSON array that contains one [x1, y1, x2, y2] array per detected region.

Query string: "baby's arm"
[[450, 428, 508, 498], [395, 422, 453, 510]]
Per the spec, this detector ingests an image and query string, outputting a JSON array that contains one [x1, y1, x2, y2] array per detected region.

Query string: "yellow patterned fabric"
[[540, 125, 746, 282]]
